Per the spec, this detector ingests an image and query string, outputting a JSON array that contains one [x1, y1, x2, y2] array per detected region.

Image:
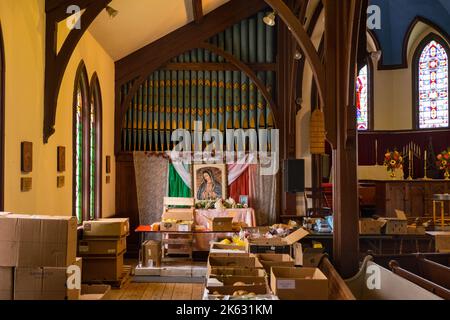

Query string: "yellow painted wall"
[[0, 0, 115, 218]]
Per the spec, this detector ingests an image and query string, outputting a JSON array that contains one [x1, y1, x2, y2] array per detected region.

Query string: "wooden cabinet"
[[372, 181, 450, 218]]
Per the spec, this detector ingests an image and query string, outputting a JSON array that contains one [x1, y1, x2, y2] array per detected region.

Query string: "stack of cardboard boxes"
[[205, 227, 330, 300], [0, 213, 77, 300], [80, 218, 129, 283]]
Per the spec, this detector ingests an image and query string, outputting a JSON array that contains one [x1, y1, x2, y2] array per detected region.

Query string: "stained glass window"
[[417, 39, 449, 129], [90, 94, 96, 220], [75, 87, 83, 223], [356, 65, 369, 130]]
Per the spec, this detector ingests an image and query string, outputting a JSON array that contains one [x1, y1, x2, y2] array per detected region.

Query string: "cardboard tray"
[[208, 267, 266, 277], [246, 228, 309, 247]]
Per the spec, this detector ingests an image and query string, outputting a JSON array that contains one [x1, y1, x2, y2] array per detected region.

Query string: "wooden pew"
[[389, 260, 450, 300]]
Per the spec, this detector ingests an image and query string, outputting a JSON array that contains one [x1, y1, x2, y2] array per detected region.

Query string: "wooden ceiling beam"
[[43, 0, 111, 143], [192, 0, 204, 24], [115, 0, 267, 85]]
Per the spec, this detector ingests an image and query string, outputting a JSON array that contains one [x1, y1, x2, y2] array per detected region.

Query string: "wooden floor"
[[109, 282, 205, 300]]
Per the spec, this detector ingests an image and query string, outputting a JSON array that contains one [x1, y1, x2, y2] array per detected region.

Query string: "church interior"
[[0, 0, 449, 301]]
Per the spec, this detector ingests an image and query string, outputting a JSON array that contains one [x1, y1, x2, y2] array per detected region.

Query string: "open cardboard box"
[[245, 228, 309, 253], [206, 283, 270, 296], [359, 218, 384, 235], [160, 208, 194, 232], [80, 284, 111, 300], [207, 275, 268, 287], [210, 242, 247, 254], [209, 267, 266, 277], [256, 254, 295, 274], [379, 210, 408, 235], [208, 255, 263, 269], [271, 267, 328, 300]]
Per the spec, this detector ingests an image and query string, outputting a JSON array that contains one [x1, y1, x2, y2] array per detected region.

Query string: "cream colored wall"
[[0, 0, 115, 218]]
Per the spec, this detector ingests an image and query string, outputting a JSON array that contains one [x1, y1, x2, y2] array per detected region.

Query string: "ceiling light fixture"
[[263, 11, 276, 27], [105, 5, 119, 18]]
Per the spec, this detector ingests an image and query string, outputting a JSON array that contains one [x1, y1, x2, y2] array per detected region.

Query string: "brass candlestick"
[[407, 149, 413, 180], [423, 150, 431, 180]]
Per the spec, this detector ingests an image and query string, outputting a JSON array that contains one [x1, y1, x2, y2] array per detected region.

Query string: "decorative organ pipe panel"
[[120, 11, 276, 152]]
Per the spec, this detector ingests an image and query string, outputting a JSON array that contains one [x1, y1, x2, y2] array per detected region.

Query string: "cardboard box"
[[210, 242, 247, 254], [435, 233, 450, 253], [0, 214, 77, 267], [206, 284, 270, 296], [209, 267, 266, 277], [83, 218, 130, 238], [78, 237, 126, 256], [271, 267, 329, 300], [208, 255, 263, 270], [143, 240, 161, 268], [302, 248, 325, 267], [207, 217, 233, 232], [359, 219, 384, 235], [82, 252, 124, 281], [380, 218, 408, 235], [14, 267, 67, 300], [207, 275, 267, 287], [0, 267, 13, 300], [246, 228, 309, 255], [257, 254, 295, 274], [80, 284, 111, 300], [407, 225, 426, 235], [160, 208, 194, 232], [67, 257, 82, 300]]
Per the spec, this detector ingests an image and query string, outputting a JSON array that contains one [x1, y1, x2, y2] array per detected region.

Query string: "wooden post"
[[324, 0, 365, 278]]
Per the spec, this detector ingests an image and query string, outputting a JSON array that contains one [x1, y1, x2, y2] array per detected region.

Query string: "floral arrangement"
[[436, 148, 450, 180], [195, 197, 247, 209], [383, 150, 403, 177]]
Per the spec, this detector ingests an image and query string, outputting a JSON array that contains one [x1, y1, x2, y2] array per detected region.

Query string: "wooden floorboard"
[[192, 283, 204, 300], [120, 283, 147, 300], [110, 281, 205, 300]]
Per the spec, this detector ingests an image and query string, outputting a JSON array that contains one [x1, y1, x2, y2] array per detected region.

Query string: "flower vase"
[[445, 170, 450, 180], [389, 169, 396, 179]]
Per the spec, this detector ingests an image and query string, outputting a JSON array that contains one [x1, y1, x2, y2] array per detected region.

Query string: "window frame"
[[0, 24, 5, 211], [356, 57, 374, 131], [412, 32, 450, 130], [89, 73, 103, 220], [72, 61, 90, 223]]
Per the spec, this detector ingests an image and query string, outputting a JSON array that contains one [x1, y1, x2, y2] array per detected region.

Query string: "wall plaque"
[[57, 176, 65, 188], [57, 146, 66, 172], [21, 177, 32, 192], [21, 142, 33, 173]]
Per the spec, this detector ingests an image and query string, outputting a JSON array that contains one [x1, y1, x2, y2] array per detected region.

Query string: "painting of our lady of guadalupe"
[[193, 164, 227, 201]]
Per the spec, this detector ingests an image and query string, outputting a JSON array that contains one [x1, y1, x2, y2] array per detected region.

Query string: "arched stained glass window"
[[73, 64, 102, 223], [356, 64, 370, 130], [73, 61, 89, 223], [89, 74, 102, 220], [0, 24, 4, 210], [415, 34, 449, 129]]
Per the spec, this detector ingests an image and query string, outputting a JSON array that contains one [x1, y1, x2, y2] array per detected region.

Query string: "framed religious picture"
[[193, 164, 227, 201], [239, 195, 249, 207]]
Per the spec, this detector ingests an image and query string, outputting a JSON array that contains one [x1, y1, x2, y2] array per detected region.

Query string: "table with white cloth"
[[194, 208, 256, 251]]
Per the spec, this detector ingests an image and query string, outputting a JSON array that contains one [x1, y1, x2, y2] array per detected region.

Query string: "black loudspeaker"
[[284, 159, 305, 193]]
